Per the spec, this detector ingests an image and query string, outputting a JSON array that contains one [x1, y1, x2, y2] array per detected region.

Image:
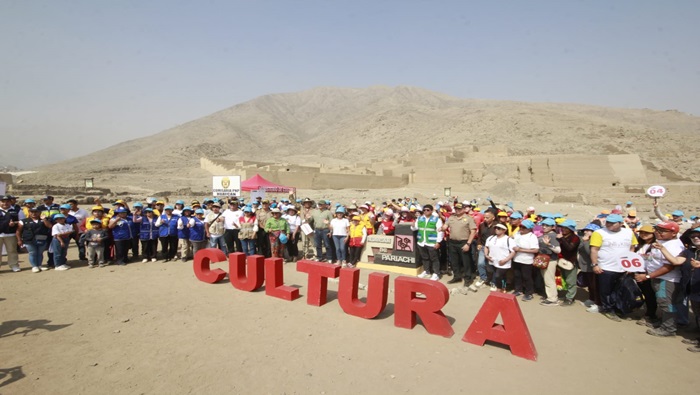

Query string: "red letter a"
[[193, 248, 227, 284], [394, 277, 454, 337], [229, 253, 264, 291], [462, 292, 537, 361], [264, 257, 300, 301], [338, 267, 389, 319]]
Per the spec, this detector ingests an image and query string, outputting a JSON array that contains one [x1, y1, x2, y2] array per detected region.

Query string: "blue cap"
[[541, 218, 556, 226], [335, 203, 341, 207], [560, 219, 577, 231], [144, 208, 153, 212], [336, 207, 346, 213], [509, 212, 523, 219], [520, 219, 535, 229], [176, 200, 185, 205], [318, 200, 328, 205], [690, 215, 698, 220], [596, 213, 609, 219], [671, 210, 684, 217], [507, 202, 513, 208], [271, 203, 278, 208], [296, 199, 302, 203], [626, 201, 633, 205], [540, 212, 554, 219], [606, 214, 624, 223], [553, 213, 563, 218], [182, 206, 193, 212], [25, 199, 35, 204], [582, 223, 601, 232], [59, 204, 71, 210], [164, 205, 174, 210], [114, 207, 127, 213], [133, 202, 143, 207], [692, 227, 700, 233], [194, 208, 204, 214], [243, 207, 252, 213], [53, 213, 66, 219]]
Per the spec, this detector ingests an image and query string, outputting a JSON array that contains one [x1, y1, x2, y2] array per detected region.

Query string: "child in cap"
[[51, 214, 74, 271], [86, 219, 108, 267]]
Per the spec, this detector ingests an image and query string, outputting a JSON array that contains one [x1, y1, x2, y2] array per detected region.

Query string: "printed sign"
[[646, 185, 666, 198], [250, 189, 266, 201], [617, 252, 646, 273], [212, 176, 241, 197]]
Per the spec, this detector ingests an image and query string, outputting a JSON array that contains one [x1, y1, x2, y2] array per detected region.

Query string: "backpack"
[[613, 273, 645, 314]]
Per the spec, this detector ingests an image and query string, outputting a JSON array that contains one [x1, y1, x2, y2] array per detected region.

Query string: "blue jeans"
[[314, 229, 331, 260], [51, 237, 68, 267], [241, 239, 256, 256], [25, 239, 47, 268], [477, 249, 488, 281], [209, 234, 228, 255], [333, 235, 347, 262]]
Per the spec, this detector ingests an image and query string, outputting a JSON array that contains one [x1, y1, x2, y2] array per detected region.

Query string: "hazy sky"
[[2, 0, 699, 168]]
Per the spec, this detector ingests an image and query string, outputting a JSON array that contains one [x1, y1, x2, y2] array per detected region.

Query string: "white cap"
[[527, 206, 535, 212]]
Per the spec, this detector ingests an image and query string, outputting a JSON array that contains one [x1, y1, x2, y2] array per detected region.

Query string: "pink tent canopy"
[[241, 174, 294, 193]]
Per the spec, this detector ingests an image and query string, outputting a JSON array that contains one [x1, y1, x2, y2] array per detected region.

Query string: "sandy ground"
[[1, 244, 699, 395]]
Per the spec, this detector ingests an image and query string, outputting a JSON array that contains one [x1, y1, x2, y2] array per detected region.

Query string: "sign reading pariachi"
[[193, 249, 538, 361]]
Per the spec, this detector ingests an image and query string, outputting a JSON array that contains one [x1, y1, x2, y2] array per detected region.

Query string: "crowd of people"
[[1, 193, 699, 352]]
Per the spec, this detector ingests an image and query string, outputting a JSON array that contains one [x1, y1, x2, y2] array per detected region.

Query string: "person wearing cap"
[[511, 219, 540, 301], [358, 204, 376, 236], [49, 214, 74, 270], [0, 195, 21, 272], [412, 204, 444, 281], [441, 203, 477, 286], [153, 200, 165, 217], [134, 207, 159, 262], [16, 206, 52, 272], [578, 223, 603, 312], [484, 223, 516, 292], [265, 208, 290, 259], [672, 227, 700, 352], [347, 215, 367, 268], [238, 206, 259, 256], [624, 201, 635, 216], [222, 199, 243, 255], [630, 221, 685, 336], [188, 209, 208, 256], [556, 219, 581, 306], [496, 211, 509, 226], [172, 200, 186, 216], [109, 207, 133, 266], [624, 210, 640, 230], [156, 205, 180, 262], [538, 217, 563, 306], [84, 219, 108, 268], [329, 207, 350, 266], [256, 200, 273, 258], [204, 201, 227, 254], [632, 224, 661, 327], [310, 200, 334, 262], [653, 200, 691, 234], [507, 211, 523, 237], [176, 207, 194, 261], [20, 198, 37, 220], [378, 208, 396, 236], [590, 214, 638, 321], [36, 196, 61, 267], [66, 199, 89, 260], [58, 204, 82, 258], [283, 207, 301, 262]]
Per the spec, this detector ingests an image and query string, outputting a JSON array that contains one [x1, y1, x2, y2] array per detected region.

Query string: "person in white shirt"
[[283, 207, 302, 262], [484, 224, 516, 292], [411, 204, 444, 281], [222, 200, 243, 254], [511, 219, 540, 301], [51, 214, 74, 271], [67, 199, 89, 260], [329, 208, 350, 266]]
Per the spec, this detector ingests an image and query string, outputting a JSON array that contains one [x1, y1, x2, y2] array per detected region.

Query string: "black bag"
[[614, 273, 645, 314]]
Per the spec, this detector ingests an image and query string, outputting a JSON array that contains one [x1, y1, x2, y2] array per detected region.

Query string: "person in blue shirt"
[[109, 207, 133, 265], [156, 206, 180, 262], [134, 207, 159, 262]]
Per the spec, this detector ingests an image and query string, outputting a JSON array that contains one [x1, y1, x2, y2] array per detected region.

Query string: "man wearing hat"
[[67, 199, 89, 260], [654, 200, 691, 233], [176, 207, 194, 261], [204, 200, 227, 254], [310, 200, 334, 262], [413, 204, 445, 281], [222, 199, 243, 254], [37, 195, 61, 266], [590, 214, 638, 321], [156, 205, 180, 262], [0, 195, 21, 272], [441, 203, 477, 286]]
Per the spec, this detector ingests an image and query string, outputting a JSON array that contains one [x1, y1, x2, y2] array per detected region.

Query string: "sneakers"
[[583, 299, 595, 308], [151, 258, 157, 262], [540, 300, 559, 307], [489, 284, 497, 292], [474, 279, 485, 288], [522, 295, 534, 302], [31, 267, 41, 273], [513, 291, 523, 297], [40, 266, 49, 271], [636, 316, 660, 328], [646, 328, 675, 337], [561, 299, 575, 306], [55, 265, 70, 271], [88, 263, 95, 268], [586, 304, 600, 313], [687, 346, 700, 353], [602, 311, 621, 322], [142, 259, 148, 263], [98, 263, 106, 268], [429, 273, 440, 281], [468, 284, 478, 292], [681, 338, 700, 345], [10, 265, 20, 272], [417, 271, 430, 279]]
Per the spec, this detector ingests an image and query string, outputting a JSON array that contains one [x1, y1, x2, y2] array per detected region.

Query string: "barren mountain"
[[30, 85, 700, 186]]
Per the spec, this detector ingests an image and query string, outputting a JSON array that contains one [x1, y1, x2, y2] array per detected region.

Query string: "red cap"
[[655, 221, 680, 233]]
